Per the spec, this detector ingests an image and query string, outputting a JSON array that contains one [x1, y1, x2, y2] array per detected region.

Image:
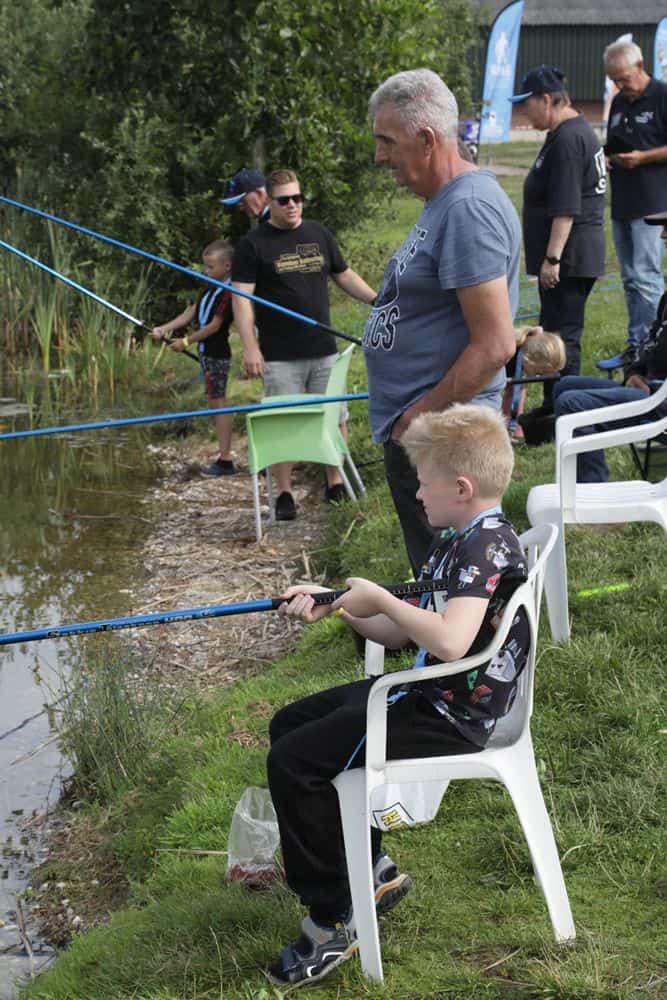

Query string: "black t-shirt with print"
[[231, 219, 348, 361], [410, 513, 528, 748], [522, 114, 606, 277], [196, 288, 233, 359], [607, 78, 667, 220]]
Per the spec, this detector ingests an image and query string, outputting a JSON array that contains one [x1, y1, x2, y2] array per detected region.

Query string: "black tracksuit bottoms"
[[267, 677, 479, 924], [539, 275, 596, 406]]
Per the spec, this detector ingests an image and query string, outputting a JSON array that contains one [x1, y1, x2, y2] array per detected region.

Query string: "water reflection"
[[0, 387, 164, 996]]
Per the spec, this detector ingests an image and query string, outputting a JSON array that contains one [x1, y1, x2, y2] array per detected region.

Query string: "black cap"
[[644, 211, 667, 225], [220, 168, 266, 205], [509, 66, 566, 104]]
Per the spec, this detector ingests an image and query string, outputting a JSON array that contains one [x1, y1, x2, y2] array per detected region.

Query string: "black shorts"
[[201, 356, 231, 400]]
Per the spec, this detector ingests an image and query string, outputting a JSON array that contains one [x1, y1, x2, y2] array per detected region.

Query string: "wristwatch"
[[545, 255, 561, 265]]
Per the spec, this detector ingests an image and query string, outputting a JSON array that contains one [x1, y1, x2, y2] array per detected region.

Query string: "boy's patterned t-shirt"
[[411, 514, 528, 746]]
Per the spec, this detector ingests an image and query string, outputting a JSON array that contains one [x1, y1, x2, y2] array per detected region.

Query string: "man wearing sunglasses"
[[232, 169, 376, 521]]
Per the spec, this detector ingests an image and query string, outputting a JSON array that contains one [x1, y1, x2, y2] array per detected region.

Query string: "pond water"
[[0, 388, 165, 997]]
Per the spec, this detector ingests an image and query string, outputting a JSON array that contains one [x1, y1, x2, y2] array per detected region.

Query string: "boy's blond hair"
[[514, 326, 566, 375], [402, 405, 514, 498], [203, 239, 234, 260]]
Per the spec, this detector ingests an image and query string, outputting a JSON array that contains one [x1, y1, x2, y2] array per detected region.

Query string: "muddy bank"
[[26, 431, 337, 951]]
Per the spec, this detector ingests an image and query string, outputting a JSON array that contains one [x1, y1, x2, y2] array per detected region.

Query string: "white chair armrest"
[[363, 581, 532, 772], [559, 409, 667, 511], [555, 379, 667, 457], [360, 525, 557, 776], [561, 413, 667, 459]]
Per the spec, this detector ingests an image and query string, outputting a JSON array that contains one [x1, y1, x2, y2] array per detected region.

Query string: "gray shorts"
[[263, 354, 348, 422]]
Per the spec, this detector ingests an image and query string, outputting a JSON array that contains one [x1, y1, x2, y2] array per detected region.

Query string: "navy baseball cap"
[[509, 66, 566, 104], [220, 167, 266, 205]]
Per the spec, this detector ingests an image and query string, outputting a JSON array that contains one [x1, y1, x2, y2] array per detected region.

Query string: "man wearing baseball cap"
[[509, 64, 605, 424], [552, 209, 667, 483], [221, 167, 270, 222]]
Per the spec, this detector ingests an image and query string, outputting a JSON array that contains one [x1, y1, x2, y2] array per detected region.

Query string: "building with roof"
[[474, 1, 664, 116]]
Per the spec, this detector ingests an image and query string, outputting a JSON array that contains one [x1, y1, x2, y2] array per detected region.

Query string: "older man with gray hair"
[[363, 68, 521, 573], [604, 40, 667, 348]]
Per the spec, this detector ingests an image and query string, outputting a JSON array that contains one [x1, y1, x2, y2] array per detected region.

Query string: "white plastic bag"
[[226, 786, 281, 888], [370, 780, 449, 831]]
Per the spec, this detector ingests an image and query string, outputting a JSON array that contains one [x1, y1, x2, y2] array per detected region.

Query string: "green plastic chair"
[[246, 345, 365, 540]]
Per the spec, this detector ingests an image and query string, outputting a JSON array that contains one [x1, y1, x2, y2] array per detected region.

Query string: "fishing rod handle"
[[270, 579, 450, 609]]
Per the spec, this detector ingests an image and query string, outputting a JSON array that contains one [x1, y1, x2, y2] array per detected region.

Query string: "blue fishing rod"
[[0, 236, 200, 362], [0, 376, 555, 442], [0, 579, 452, 648], [0, 195, 363, 347], [0, 393, 369, 441]]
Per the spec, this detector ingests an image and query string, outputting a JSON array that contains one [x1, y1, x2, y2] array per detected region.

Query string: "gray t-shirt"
[[362, 169, 521, 442]]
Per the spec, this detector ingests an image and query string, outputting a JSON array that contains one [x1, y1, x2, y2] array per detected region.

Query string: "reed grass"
[[0, 213, 165, 412], [58, 647, 187, 806]]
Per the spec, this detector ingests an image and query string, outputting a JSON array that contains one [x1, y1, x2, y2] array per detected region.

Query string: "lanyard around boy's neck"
[[413, 504, 503, 669]]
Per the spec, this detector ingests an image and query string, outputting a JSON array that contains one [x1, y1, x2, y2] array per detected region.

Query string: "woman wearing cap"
[[510, 66, 606, 416]]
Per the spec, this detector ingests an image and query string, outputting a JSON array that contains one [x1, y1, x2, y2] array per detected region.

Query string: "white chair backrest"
[[362, 523, 557, 746], [486, 523, 557, 747], [556, 378, 667, 495]]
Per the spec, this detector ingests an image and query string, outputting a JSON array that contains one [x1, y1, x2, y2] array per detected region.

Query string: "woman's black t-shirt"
[[522, 114, 606, 278]]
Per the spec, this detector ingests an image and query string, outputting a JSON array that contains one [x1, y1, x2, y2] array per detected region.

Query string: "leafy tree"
[[0, 0, 479, 297]]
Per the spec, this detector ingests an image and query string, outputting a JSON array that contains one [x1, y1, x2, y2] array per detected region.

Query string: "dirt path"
[[130, 434, 336, 689]]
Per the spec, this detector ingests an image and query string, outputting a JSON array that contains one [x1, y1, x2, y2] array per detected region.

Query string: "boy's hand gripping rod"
[[0, 579, 448, 647]]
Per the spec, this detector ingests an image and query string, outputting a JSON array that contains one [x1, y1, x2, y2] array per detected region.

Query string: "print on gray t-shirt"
[[363, 170, 521, 443]]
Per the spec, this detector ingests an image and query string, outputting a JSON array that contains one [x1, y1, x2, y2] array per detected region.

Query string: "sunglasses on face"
[[273, 194, 304, 206]]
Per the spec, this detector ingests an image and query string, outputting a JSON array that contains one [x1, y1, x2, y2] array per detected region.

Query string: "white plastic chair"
[[333, 524, 574, 983], [527, 379, 667, 643]]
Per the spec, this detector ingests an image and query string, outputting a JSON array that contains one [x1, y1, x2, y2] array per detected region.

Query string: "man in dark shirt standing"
[[232, 169, 376, 520], [604, 40, 667, 347]]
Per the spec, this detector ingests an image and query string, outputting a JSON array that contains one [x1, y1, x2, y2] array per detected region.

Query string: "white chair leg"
[[345, 455, 366, 495], [266, 467, 275, 523], [542, 524, 570, 643], [339, 466, 356, 501], [251, 473, 262, 543], [502, 750, 576, 943], [332, 770, 383, 982]]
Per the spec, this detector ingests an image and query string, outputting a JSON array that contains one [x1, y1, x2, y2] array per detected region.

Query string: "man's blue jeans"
[[553, 376, 649, 482], [612, 218, 664, 346]]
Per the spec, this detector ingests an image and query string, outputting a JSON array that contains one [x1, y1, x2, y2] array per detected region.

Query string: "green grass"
[[22, 156, 667, 1000]]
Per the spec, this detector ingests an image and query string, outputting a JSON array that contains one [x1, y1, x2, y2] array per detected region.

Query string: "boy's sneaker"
[[201, 458, 237, 477], [267, 913, 357, 988], [275, 490, 297, 521], [373, 853, 412, 915]]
